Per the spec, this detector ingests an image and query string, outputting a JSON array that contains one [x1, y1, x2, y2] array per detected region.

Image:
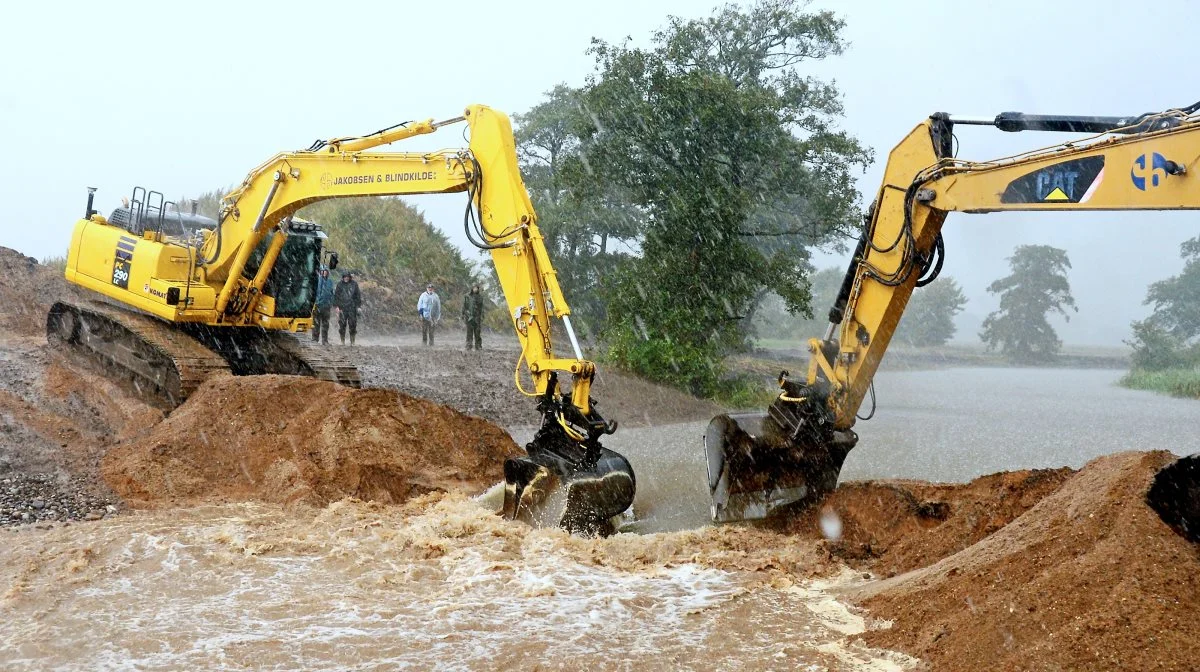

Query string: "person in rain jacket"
[[311, 266, 335, 344], [417, 283, 441, 346], [333, 270, 362, 345], [462, 283, 484, 350]]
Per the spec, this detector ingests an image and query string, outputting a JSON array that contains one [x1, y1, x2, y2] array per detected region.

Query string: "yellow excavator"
[[50, 104, 634, 533], [707, 100, 1200, 527]]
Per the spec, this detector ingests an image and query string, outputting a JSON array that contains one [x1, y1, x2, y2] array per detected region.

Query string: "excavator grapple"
[[501, 376, 636, 534]]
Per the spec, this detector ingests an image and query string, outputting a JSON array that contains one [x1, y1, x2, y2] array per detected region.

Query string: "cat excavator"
[[49, 104, 634, 533], [706, 99, 1200, 531]]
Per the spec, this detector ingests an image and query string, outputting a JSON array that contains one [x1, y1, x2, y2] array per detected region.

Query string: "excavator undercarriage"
[[47, 300, 360, 409]]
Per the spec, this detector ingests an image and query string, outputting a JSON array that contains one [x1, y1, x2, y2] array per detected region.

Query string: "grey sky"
[[2, 0, 1196, 345]]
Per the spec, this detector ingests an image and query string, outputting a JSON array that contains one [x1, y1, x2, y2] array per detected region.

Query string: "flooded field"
[[1, 362, 1196, 671]]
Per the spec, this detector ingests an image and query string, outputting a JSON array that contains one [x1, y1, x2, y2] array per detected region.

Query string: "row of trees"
[[752, 268, 969, 349]]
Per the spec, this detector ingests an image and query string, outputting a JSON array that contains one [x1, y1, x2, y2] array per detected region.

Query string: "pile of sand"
[[0, 247, 79, 337], [777, 467, 1075, 577], [843, 451, 1199, 671], [102, 375, 522, 507]]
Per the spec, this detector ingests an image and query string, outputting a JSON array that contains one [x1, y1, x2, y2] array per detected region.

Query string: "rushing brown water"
[[0, 497, 915, 671], [5, 367, 1191, 670]]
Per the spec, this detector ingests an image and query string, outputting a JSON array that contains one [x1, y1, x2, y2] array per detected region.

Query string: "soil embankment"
[[827, 452, 1199, 671], [102, 375, 522, 507]]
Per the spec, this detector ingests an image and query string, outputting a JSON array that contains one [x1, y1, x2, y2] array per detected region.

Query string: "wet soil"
[[1, 246, 1197, 670], [102, 375, 522, 507], [844, 451, 1200, 672], [348, 336, 723, 428]]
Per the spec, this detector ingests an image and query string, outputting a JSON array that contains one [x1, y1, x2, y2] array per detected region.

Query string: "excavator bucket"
[[502, 446, 635, 535], [704, 410, 857, 523]]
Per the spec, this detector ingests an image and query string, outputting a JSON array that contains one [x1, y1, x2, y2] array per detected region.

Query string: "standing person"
[[333, 270, 361, 345], [312, 266, 335, 345], [417, 283, 441, 346], [462, 283, 484, 350]]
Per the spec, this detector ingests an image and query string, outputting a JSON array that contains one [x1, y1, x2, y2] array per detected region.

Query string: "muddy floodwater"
[[596, 367, 1200, 534], [2, 366, 1196, 671]]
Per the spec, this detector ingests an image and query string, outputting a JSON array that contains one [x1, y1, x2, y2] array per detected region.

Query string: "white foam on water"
[[0, 501, 748, 671]]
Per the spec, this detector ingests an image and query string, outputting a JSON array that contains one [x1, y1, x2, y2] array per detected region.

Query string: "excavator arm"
[[61, 104, 634, 532], [706, 100, 1200, 522]]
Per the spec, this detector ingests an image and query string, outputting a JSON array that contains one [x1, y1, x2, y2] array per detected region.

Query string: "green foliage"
[[980, 245, 1077, 363], [299, 197, 476, 331], [513, 85, 640, 339], [1125, 234, 1200, 372], [1144, 235, 1200, 340], [1125, 320, 1197, 371], [895, 276, 968, 347], [1120, 368, 1200, 399], [604, 305, 723, 395], [752, 266, 842, 341], [577, 0, 870, 393]]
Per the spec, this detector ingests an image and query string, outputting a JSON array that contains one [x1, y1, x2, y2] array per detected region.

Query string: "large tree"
[[980, 245, 1077, 362], [895, 276, 968, 347], [575, 0, 871, 394], [512, 85, 640, 338], [1126, 235, 1200, 370]]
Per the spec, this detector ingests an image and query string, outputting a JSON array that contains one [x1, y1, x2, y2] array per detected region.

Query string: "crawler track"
[[47, 301, 230, 408], [47, 300, 361, 409]]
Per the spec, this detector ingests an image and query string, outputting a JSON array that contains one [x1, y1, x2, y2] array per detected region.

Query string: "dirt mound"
[[847, 451, 1200, 671], [102, 375, 523, 507], [775, 468, 1074, 576], [0, 247, 79, 336]]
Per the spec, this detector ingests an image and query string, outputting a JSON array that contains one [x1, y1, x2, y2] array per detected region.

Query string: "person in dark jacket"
[[333, 270, 362, 345], [312, 266, 335, 344], [462, 283, 484, 350]]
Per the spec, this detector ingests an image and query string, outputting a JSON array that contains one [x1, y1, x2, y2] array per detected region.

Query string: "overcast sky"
[[2, 0, 1197, 345]]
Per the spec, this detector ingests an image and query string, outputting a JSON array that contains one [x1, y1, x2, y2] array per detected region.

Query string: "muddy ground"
[[1, 248, 1197, 670]]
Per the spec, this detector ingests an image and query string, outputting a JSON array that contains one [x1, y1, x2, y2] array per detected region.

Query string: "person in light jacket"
[[417, 283, 441, 346]]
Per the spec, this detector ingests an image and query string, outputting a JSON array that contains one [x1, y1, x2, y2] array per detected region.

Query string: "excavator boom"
[[54, 105, 634, 532], [707, 99, 1200, 522]]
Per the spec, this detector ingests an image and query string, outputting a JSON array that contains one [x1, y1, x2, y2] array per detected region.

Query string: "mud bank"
[[102, 375, 522, 507], [837, 452, 1199, 671]]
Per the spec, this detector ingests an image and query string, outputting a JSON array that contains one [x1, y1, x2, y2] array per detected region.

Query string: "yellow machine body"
[[708, 103, 1200, 522]]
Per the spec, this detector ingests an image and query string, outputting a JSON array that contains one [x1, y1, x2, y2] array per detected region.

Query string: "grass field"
[[1119, 369, 1200, 399]]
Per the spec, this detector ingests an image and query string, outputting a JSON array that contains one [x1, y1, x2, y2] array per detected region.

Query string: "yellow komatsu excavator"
[[50, 104, 633, 533], [707, 99, 1200, 526]]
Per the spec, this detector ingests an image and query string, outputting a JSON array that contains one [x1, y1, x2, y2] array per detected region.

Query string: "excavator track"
[[268, 332, 362, 388], [47, 301, 361, 410], [47, 300, 231, 408]]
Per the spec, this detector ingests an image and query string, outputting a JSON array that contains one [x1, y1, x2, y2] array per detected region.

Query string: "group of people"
[[312, 267, 361, 345], [417, 282, 485, 350], [310, 269, 486, 351]]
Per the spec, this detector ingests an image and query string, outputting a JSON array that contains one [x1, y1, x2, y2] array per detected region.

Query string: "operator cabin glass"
[[243, 231, 322, 318]]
